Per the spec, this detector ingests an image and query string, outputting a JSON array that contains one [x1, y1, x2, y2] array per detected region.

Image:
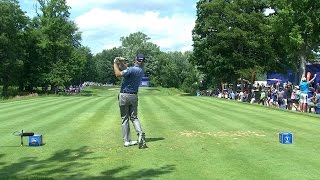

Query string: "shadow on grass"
[[0, 146, 175, 179], [143, 88, 161, 91], [146, 137, 165, 142], [96, 164, 176, 180], [179, 93, 193, 96], [0, 146, 94, 179]]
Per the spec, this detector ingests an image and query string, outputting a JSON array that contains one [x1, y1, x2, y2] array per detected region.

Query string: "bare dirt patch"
[[179, 130, 266, 138]]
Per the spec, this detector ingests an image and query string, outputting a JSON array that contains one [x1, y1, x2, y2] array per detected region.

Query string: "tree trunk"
[[251, 69, 256, 85], [221, 81, 224, 91], [2, 76, 9, 97], [240, 77, 244, 92], [298, 53, 307, 80], [233, 79, 237, 92]]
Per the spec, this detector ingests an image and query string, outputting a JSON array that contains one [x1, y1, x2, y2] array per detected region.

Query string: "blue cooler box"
[[29, 134, 42, 146], [279, 132, 293, 144]]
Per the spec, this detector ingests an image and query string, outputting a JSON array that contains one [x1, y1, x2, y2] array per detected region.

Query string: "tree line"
[[0, 0, 198, 97]]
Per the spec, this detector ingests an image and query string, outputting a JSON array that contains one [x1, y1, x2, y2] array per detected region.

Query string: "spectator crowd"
[[198, 80, 320, 115]]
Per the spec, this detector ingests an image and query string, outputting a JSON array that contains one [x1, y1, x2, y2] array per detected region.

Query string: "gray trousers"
[[118, 93, 143, 142]]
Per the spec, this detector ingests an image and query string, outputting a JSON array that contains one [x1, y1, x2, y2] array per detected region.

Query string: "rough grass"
[[0, 87, 319, 179]]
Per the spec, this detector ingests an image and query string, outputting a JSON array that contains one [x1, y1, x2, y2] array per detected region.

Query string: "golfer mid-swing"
[[113, 53, 147, 148]]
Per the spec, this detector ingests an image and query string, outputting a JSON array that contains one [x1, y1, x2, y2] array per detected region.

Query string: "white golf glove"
[[114, 57, 119, 64], [119, 57, 125, 62], [114, 57, 125, 64]]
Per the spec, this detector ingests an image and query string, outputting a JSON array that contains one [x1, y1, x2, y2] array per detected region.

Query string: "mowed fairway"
[[0, 87, 320, 179]]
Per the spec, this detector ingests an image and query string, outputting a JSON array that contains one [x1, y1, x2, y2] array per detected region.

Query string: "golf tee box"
[[279, 132, 293, 144], [28, 134, 42, 146]]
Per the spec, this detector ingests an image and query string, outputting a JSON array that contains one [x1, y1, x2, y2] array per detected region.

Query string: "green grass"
[[0, 87, 319, 179]]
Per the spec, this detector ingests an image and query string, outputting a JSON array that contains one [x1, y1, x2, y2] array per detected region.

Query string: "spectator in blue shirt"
[[299, 73, 317, 112]]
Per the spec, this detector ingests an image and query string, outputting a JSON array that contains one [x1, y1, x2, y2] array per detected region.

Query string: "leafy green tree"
[[180, 52, 201, 94], [95, 32, 200, 92], [192, 0, 274, 90], [120, 32, 161, 81], [0, 0, 29, 96], [152, 52, 180, 88], [94, 48, 123, 84], [153, 51, 199, 92], [69, 46, 91, 86], [19, 18, 44, 92], [34, 0, 82, 93], [80, 47, 96, 83], [270, 0, 320, 79]]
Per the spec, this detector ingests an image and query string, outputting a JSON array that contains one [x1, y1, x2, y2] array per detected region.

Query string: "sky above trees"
[[19, 0, 198, 54]]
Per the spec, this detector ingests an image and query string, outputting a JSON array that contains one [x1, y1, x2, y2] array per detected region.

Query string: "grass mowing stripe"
[[177, 96, 265, 130], [166, 96, 261, 131], [175, 99, 316, 177], [1, 97, 119, 179], [32, 97, 110, 136], [85, 96, 122, 149], [139, 96, 172, 136], [229, 137, 320, 179], [139, 96, 215, 179], [197, 97, 320, 133], [140, 96, 263, 179], [57, 97, 117, 147], [178, 97, 289, 145], [220, 99, 320, 133], [0, 97, 99, 147], [147, 96, 204, 131], [185, 98, 316, 179], [0, 98, 115, 176], [194, 98, 320, 148], [0, 97, 83, 123], [215, 97, 320, 122], [0, 97, 60, 112], [0, 96, 50, 105], [0, 97, 90, 129], [213, 140, 280, 179], [184, 97, 286, 132]]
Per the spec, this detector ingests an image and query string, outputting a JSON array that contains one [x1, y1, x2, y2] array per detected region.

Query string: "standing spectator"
[[315, 88, 320, 114], [230, 90, 235, 100], [278, 88, 285, 109], [284, 82, 293, 110], [250, 89, 256, 104], [259, 90, 266, 105], [299, 74, 317, 112], [238, 91, 244, 101], [291, 86, 300, 111], [265, 88, 271, 106], [113, 54, 147, 148], [307, 87, 316, 113]]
